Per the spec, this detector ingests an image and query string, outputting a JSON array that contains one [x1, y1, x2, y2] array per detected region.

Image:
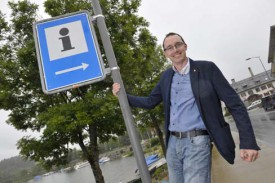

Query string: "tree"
[[0, 0, 167, 182]]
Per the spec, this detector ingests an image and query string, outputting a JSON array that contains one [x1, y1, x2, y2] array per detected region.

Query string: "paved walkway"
[[212, 131, 275, 183]]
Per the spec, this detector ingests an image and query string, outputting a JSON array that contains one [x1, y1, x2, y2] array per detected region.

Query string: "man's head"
[[163, 32, 187, 66], [162, 32, 185, 49]]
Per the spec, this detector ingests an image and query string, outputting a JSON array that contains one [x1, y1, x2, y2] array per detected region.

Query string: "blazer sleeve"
[[127, 82, 163, 109], [210, 63, 260, 150]]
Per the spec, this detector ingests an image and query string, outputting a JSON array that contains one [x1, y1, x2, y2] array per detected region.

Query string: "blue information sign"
[[33, 11, 106, 94]]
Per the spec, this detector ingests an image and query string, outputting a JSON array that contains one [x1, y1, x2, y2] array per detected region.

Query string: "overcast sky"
[[1, 0, 275, 160]]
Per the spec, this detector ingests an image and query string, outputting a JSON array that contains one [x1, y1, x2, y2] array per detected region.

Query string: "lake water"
[[28, 156, 138, 183]]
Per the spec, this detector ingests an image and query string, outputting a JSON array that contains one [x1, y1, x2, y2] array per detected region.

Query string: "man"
[[112, 32, 260, 183]]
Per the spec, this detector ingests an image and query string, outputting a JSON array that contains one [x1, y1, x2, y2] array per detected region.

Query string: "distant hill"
[[0, 149, 82, 183], [0, 156, 44, 183]]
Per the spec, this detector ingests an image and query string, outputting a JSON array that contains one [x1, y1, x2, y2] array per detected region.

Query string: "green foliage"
[[150, 137, 160, 147], [0, 0, 167, 182], [0, 11, 9, 41], [151, 163, 168, 183], [44, 0, 91, 16]]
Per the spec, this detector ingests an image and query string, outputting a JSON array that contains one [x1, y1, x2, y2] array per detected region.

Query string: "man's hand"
[[240, 149, 259, 162], [112, 83, 121, 96]]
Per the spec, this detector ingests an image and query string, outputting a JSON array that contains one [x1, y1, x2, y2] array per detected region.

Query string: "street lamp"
[[246, 56, 270, 80]]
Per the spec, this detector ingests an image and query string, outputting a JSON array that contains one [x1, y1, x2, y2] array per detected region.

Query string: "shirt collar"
[[172, 58, 190, 75]]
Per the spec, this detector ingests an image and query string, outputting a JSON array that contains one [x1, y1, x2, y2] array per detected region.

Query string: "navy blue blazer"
[[127, 59, 260, 164]]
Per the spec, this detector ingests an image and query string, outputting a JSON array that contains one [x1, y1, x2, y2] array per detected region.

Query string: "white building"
[[230, 67, 275, 103]]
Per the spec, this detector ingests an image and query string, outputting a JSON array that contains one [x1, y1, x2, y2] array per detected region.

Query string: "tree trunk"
[[78, 126, 105, 183], [87, 155, 104, 183]]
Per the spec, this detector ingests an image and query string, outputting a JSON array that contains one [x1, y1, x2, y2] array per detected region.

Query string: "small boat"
[[34, 175, 42, 181], [99, 156, 110, 164], [74, 161, 90, 170], [42, 171, 55, 176], [145, 154, 159, 167], [61, 166, 74, 173], [134, 154, 166, 175]]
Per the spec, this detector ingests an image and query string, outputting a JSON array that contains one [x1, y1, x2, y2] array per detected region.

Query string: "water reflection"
[[28, 157, 138, 183]]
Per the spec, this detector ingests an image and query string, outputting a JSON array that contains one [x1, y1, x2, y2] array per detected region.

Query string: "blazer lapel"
[[165, 68, 174, 105], [189, 60, 203, 115]]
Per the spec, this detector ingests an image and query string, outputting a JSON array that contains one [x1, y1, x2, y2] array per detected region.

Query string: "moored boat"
[[99, 156, 110, 164], [74, 161, 89, 170]]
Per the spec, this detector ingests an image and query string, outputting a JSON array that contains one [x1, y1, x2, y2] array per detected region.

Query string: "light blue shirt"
[[169, 60, 206, 132]]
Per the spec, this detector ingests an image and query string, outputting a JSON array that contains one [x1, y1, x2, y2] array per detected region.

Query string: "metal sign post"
[[33, 11, 107, 94], [90, 0, 152, 182]]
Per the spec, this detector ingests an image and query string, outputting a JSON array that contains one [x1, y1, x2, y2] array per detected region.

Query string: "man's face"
[[163, 35, 187, 64]]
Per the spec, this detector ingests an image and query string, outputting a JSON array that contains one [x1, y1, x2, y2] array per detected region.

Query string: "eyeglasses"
[[164, 42, 185, 52]]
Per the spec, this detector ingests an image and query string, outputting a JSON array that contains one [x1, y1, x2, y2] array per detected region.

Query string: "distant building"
[[230, 67, 275, 103]]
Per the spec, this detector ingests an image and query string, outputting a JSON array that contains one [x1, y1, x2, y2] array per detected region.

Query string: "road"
[[226, 107, 275, 147], [212, 107, 275, 183]]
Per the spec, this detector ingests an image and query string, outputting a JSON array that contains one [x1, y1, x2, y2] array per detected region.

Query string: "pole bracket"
[[105, 67, 119, 75], [91, 14, 105, 22]]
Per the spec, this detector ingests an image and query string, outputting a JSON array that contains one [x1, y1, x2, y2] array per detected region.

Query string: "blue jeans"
[[166, 135, 212, 183]]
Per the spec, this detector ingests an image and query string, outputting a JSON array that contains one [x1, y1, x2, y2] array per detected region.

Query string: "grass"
[[151, 163, 168, 183]]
